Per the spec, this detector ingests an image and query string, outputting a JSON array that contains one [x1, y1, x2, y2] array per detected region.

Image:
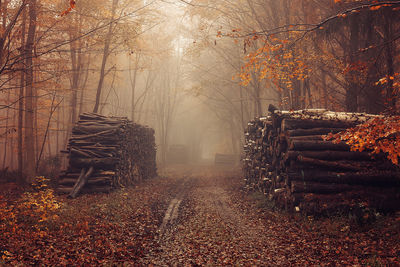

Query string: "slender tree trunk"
[[24, 0, 37, 181], [18, 8, 26, 179], [321, 70, 328, 109], [56, 103, 60, 154], [305, 78, 312, 108], [10, 109, 14, 169], [384, 11, 396, 112], [78, 54, 91, 115], [239, 85, 245, 130], [69, 13, 83, 124], [93, 0, 118, 113], [129, 53, 140, 122], [36, 93, 58, 172], [34, 69, 38, 162], [3, 89, 9, 169], [345, 15, 359, 112]]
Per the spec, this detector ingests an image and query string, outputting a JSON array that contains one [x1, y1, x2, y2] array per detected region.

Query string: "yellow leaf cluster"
[[0, 177, 61, 231]]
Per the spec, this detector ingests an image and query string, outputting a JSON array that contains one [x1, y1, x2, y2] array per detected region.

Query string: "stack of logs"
[[58, 113, 157, 198], [243, 106, 400, 215]]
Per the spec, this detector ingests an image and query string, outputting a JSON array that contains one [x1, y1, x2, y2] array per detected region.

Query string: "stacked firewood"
[[58, 113, 156, 197], [243, 105, 400, 214]]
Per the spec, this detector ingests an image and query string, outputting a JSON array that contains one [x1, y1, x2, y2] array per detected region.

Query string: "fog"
[[95, 1, 256, 165]]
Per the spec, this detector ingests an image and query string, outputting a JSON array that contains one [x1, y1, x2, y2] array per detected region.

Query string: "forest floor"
[[1, 165, 400, 266]]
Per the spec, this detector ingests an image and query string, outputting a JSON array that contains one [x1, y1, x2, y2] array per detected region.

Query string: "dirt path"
[[137, 165, 400, 266], [141, 166, 291, 265]]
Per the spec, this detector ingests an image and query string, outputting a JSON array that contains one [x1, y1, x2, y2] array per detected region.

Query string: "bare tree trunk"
[[24, 0, 37, 181], [36, 93, 60, 172], [93, 0, 118, 113], [305, 78, 312, 108], [69, 13, 84, 124], [345, 15, 359, 112], [321, 70, 328, 109], [56, 103, 60, 154], [383, 10, 396, 112], [78, 54, 91, 115], [239, 85, 245, 130], [129, 53, 140, 122], [17, 4, 26, 179], [2, 89, 9, 169]]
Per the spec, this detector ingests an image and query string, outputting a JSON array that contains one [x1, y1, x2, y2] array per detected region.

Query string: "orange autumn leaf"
[[60, 0, 76, 16], [370, 5, 382, 11]]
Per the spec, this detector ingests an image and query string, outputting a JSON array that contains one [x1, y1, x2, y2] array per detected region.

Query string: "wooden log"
[[284, 150, 375, 161], [76, 146, 118, 152], [285, 128, 346, 137], [274, 109, 379, 123], [289, 140, 350, 151], [72, 125, 118, 134], [71, 147, 114, 158], [68, 141, 97, 146], [69, 137, 120, 144], [294, 156, 398, 171], [288, 170, 400, 186], [70, 129, 118, 141], [70, 157, 118, 169], [97, 170, 116, 176], [69, 166, 94, 198], [70, 148, 92, 158], [282, 118, 355, 131], [296, 156, 362, 171], [291, 181, 356, 194], [286, 135, 325, 141]]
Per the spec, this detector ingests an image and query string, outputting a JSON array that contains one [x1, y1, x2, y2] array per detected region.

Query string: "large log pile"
[[243, 106, 400, 215], [58, 113, 156, 197]]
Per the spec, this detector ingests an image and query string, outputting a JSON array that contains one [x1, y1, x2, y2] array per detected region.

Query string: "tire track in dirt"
[[159, 198, 182, 235]]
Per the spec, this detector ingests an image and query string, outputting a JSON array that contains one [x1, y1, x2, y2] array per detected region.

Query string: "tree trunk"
[[17, 6, 26, 180], [383, 9, 396, 111], [24, 0, 36, 181], [130, 53, 140, 122], [345, 14, 359, 112], [69, 13, 82, 125], [93, 0, 118, 113]]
